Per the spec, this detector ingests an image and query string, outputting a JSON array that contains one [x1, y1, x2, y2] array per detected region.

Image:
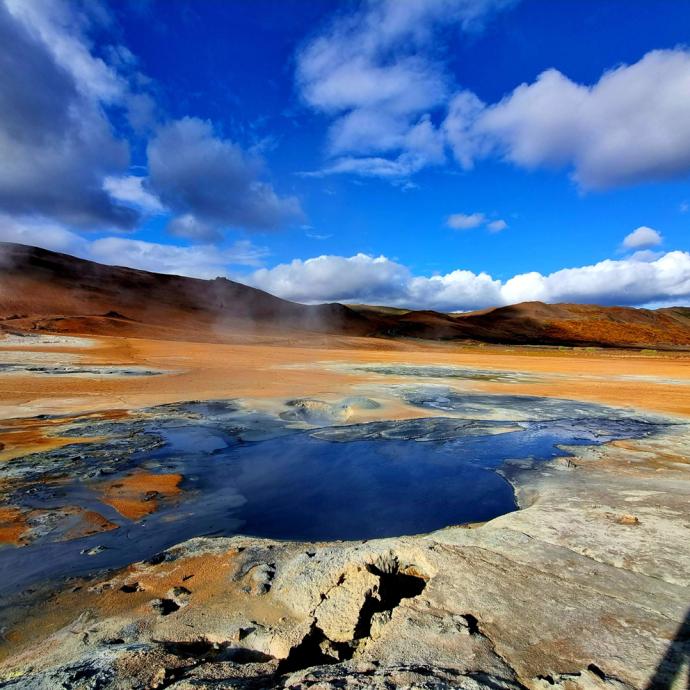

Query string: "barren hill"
[[1, 242, 689, 349], [455, 301, 690, 348], [0, 242, 373, 340]]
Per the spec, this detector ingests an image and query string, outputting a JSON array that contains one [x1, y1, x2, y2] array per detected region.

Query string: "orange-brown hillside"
[[455, 302, 690, 348], [1, 242, 689, 349], [0, 242, 373, 341], [348, 301, 690, 348]]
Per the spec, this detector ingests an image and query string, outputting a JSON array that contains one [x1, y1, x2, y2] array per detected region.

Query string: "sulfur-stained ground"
[[0, 331, 689, 689]]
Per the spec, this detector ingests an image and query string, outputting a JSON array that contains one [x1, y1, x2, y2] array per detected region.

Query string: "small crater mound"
[[587, 664, 607, 680], [280, 397, 380, 425], [102, 311, 132, 320], [146, 551, 174, 566], [151, 598, 180, 616], [162, 639, 274, 665], [119, 582, 142, 594], [461, 613, 480, 636]]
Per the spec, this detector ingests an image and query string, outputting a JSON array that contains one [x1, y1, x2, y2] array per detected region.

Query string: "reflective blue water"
[[0, 399, 667, 598], [152, 416, 654, 542]]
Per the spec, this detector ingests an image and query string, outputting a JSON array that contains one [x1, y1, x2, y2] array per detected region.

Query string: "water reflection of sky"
[[0, 394, 670, 599]]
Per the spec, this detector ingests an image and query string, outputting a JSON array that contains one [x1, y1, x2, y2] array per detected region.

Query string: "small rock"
[[369, 610, 392, 640], [617, 514, 641, 526], [150, 667, 167, 688]]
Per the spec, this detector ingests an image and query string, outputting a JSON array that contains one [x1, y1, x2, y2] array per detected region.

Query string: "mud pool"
[[0, 393, 672, 603], [347, 363, 537, 383]]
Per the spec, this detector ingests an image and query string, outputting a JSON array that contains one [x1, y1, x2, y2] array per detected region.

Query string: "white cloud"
[[0, 216, 267, 279], [248, 254, 412, 305], [246, 250, 690, 311], [296, 0, 513, 179], [623, 226, 662, 249], [628, 249, 664, 262], [446, 213, 507, 231], [445, 48, 690, 189], [166, 214, 219, 243], [7, 0, 156, 131], [88, 237, 267, 278], [301, 15, 690, 189], [501, 252, 690, 306], [0, 0, 162, 230], [0, 0, 138, 229], [103, 175, 164, 214], [246, 252, 503, 309], [304, 153, 433, 179], [306, 231, 333, 241], [442, 90, 488, 169], [487, 219, 508, 232], [5, 0, 125, 104], [447, 212, 486, 229], [0, 2, 296, 242], [0, 214, 89, 256], [148, 118, 304, 235], [3, 218, 689, 309]]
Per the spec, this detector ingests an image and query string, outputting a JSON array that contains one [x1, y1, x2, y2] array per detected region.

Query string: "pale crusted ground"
[[0, 332, 689, 689]]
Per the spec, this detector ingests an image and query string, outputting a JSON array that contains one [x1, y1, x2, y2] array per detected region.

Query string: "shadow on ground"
[[647, 607, 690, 689]]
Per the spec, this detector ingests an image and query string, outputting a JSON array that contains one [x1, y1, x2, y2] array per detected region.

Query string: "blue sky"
[[1, 0, 690, 310]]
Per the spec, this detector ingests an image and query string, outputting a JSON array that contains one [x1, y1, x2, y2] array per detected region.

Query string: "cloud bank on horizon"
[[0, 0, 689, 311], [246, 250, 690, 311], [3, 212, 686, 311]]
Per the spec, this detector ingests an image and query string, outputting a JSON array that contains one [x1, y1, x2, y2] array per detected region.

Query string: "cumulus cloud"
[[445, 49, 690, 189], [622, 226, 662, 250], [0, 0, 139, 229], [246, 251, 690, 311], [446, 212, 507, 231], [249, 254, 412, 305], [147, 118, 304, 237], [246, 253, 503, 309], [0, 215, 267, 279], [296, 0, 513, 179], [4, 211, 688, 309], [0, 1, 298, 243], [301, 21, 690, 190]]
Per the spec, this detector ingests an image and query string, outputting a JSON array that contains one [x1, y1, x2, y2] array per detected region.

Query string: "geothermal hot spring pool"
[[0, 390, 669, 598]]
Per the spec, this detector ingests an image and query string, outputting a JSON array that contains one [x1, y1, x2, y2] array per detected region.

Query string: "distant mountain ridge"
[[351, 302, 690, 349], [1, 242, 689, 349]]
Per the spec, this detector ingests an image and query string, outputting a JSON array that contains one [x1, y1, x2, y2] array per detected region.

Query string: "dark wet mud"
[[347, 364, 538, 383], [0, 363, 165, 377]]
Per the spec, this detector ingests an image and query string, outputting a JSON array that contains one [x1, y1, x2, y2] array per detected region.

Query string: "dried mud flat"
[[0, 332, 689, 690]]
